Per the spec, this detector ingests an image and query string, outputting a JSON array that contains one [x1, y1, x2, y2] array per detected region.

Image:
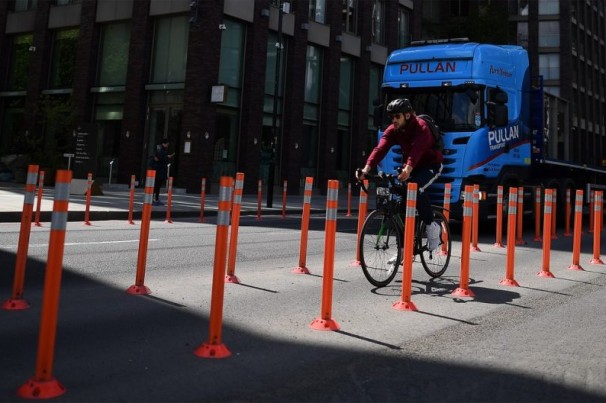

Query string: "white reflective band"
[[26, 171, 38, 185], [55, 182, 70, 201], [144, 193, 153, 204], [360, 194, 367, 203], [233, 193, 242, 204], [304, 194, 311, 204], [326, 208, 337, 220], [545, 194, 552, 203], [24, 191, 35, 204], [464, 205, 472, 216], [407, 190, 417, 202], [219, 185, 232, 201], [146, 176, 155, 187], [217, 210, 230, 225], [544, 206, 552, 214], [509, 205, 517, 214], [406, 206, 415, 217], [327, 187, 338, 201], [51, 211, 68, 230], [305, 182, 313, 191], [235, 179, 243, 190]]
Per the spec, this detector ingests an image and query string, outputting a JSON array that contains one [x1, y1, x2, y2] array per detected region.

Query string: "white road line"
[[0, 239, 159, 249]]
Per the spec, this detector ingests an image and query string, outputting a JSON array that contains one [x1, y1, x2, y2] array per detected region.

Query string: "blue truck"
[[377, 39, 606, 218]]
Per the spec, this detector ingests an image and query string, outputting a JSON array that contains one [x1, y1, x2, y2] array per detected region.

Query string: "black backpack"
[[417, 114, 444, 151]]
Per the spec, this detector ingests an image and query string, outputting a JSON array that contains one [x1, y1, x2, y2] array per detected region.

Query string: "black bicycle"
[[357, 171, 452, 287]]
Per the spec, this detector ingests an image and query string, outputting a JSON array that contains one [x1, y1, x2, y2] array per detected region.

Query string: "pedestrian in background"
[[149, 138, 174, 206]]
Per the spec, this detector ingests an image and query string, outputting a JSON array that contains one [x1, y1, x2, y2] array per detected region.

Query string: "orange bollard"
[[199, 177, 206, 223], [471, 184, 481, 252], [500, 187, 520, 287], [2, 164, 39, 310], [494, 185, 505, 248], [537, 189, 555, 278], [310, 180, 341, 331], [346, 182, 352, 216], [17, 169, 72, 399], [165, 177, 173, 224], [34, 170, 45, 227], [589, 191, 604, 265], [84, 172, 92, 226], [568, 190, 585, 271], [226, 173, 245, 283], [281, 179, 287, 218], [293, 177, 314, 274], [256, 179, 262, 220], [588, 190, 595, 233], [350, 180, 368, 266], [551, 188, 558, 239], [533, 186, 542, 242], [126, 170, 156, 295], [564, 188, 572, 236], [194, 176, 234, 358], [128, 174, 136, 225], [515, 187, 526, 245], [440, 183, 451, 255], [452, 185, 475, 297], [393, 182, 419, 311]]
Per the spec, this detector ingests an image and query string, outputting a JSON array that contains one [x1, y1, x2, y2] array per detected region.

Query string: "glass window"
[[518, 0, 528, 16], [13, 0, 38, 12], [397, 6, 410, 48], [517, 22, 528, 47], [539, 54, 559, 80], [151, 15, 189, 84], [372, 0, 385, 45], [98, 22, 130, 86], [308, 0, 325, 24], [49, 28, 79, 89], [304, 45, 321, 105], [302, 45, 322, 175], [539, 0, 559, 15], [7, 34, 34, 91], [342, 0, 357, 34], [539, 21, 559, 47], [337, 57, 354, 173], [218, 19, 245, 108]]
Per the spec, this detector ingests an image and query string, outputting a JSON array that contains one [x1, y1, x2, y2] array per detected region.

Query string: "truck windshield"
[[384, 86, 482, 132]]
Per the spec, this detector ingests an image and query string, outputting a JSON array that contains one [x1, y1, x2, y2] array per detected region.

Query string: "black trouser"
[[399, 164, 443, 226], [153, 177, 165, 201]]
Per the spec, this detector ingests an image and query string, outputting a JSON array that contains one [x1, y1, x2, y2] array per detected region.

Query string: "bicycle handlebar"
[[355, 167, 403, 195]]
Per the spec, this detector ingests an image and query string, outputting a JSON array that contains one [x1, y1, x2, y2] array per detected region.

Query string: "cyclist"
[[356, 98, 444, 250]]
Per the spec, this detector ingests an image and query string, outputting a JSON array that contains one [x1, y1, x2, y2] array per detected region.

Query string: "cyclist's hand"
[[398, 165, 412, 182], [355, 168, 367, 181]]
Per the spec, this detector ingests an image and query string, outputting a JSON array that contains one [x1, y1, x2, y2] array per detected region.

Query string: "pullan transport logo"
[[400, 61, 456, 74], [488, 125, 519, 150], [489, 65, 513, 78]]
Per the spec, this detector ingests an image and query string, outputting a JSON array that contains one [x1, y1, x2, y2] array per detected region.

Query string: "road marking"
[[1, 239, 159, 249]]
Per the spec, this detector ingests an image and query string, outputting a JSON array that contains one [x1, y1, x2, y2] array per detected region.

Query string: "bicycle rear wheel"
[[359, 209, 402, 287], [418, 208, 451, 278]]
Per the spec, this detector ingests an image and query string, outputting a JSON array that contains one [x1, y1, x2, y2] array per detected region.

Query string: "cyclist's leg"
[[411, 164, 442, 250]]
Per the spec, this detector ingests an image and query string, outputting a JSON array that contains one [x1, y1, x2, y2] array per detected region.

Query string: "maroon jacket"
[[366, 115, 444, 169]]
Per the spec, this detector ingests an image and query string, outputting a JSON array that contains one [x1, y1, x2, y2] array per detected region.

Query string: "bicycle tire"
[[359, 209, 402, 287], [418, 208, 451, 278]]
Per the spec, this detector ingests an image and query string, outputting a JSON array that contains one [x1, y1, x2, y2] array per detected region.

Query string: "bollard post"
[[226, 173, 244, 283], [537, 189, 555, 278], [350, 180, 368, 266], [500, 187, 520, 286], [194, 176, 234, 358], [126, 170, 155, 295], [568, 190, 585, 271], [393, 182, 419, 311], [515, 187, 526, 245], [588, 190, 595, 233], [589, 191, 604, 265], [165, 177, 173, 224], [292, 177, 314, 274], [256, 179, 262, 220], [128, 174, 136, 225], [440, 183, 451, 256], [564, 188, 572, 236], [281, 179, 287, 218], [2, 164, 39, 310], [310, 180, 341, 331], [199, 177, 206, 223], [17, 169, 71, 399], [34, 170, 45, 227], [452, 186, 475, 297], [533, 186, 542, 241], [494, 185, 505, 248], [84, 172, 92, 226], [346, 182, 352, 216], [551, 188, 558, 239], [471, 184, 481, 252]]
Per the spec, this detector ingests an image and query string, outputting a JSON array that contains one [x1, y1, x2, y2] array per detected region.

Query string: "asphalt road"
[[1, 214, 606, 402]]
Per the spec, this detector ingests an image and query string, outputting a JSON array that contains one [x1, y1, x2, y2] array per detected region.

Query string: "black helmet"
[[386, 98, 413, 114]]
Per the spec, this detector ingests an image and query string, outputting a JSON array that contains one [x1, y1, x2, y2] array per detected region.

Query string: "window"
[[337, 56, 354, 177], [449, 0, 469, 17], [517, 22, 528, 47], [49, 28, 79, 89], [539, 21, 559, 47], [308, 0, 325, 24], [539, 54, 559, 80], [342, 0, 357, 34], [7, 34, 34, 91], [397, 6, 410, 48], [98, 22, 130, 86], [371, 0, 385, 45], [218, 19, 245, 108], [151, 15, 188, 84], [12, 0, 37, 12], [518, 0, 528, 16], [538, 0, 559, 15], [302, 45, 322, 177]]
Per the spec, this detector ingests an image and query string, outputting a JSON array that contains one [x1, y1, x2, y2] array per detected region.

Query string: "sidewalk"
[[0, 181, 359, 223]]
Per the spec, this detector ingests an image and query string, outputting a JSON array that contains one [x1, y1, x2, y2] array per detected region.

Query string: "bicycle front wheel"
[[418, 208, 451, 278], [359, 209, 402, 287]]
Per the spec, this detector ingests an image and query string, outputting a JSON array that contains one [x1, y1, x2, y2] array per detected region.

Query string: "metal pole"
[[108, 160, 114, 186]]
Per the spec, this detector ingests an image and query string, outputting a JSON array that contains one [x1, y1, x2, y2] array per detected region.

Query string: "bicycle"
[[356, 170, 452, 287]]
